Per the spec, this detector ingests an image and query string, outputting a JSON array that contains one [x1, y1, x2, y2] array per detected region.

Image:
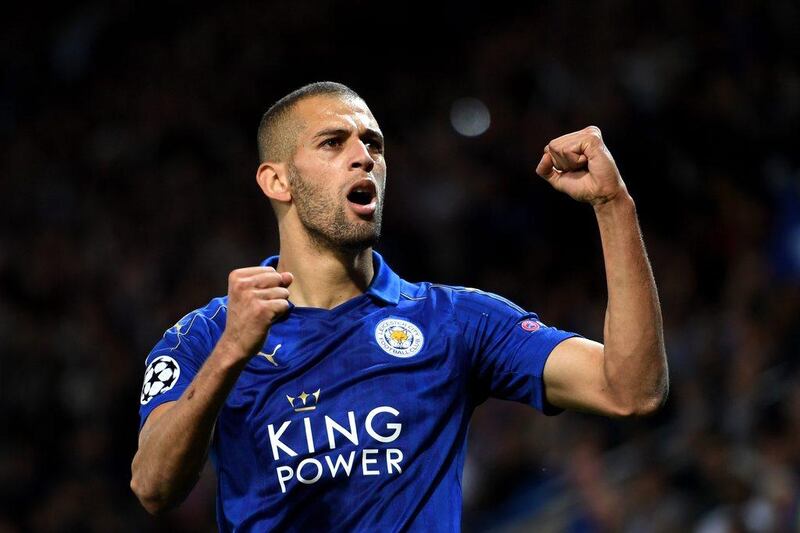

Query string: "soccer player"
[[130, 81, 668, 531]]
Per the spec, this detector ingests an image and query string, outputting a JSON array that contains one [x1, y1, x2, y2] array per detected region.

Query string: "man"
[[130, 81, 668, 531]]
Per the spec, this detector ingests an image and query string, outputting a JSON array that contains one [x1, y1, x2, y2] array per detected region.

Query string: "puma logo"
[[257, 344, 282, 367]]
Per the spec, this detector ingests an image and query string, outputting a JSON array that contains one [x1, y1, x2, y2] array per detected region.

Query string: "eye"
[[321, 138, 341, 148], [366, 141, 384, 153]]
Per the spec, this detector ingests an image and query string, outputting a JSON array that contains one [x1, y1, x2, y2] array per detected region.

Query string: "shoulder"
[[395, 280, 467, 307], [396, 281, 529, 321], [432, 283, 528, 316], [146, 296, 228, 364], [168, 296, 228, 334]]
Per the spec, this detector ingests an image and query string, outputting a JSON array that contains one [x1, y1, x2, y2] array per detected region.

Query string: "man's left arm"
[[535, 126, 669, 417]]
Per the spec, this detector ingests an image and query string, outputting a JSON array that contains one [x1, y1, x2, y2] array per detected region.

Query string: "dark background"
[[2, 0, 799, 531]]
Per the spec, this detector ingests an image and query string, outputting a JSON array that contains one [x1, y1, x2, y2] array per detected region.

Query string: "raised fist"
[[220, 266, 293, 361], [536, 126, 630, 206]]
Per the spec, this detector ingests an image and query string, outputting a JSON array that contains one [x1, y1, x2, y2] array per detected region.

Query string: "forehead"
[[294, 95, 381, 139]]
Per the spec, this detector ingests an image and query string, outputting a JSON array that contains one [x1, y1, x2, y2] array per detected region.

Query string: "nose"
[[349, 139, 375, 173]]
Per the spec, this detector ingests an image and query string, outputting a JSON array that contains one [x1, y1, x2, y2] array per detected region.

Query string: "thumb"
[[536, 151, 559, 181]]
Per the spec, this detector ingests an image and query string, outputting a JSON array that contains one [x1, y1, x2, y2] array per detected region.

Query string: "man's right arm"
[[130, 266, 294, 515], [130, 338, 248, 515]]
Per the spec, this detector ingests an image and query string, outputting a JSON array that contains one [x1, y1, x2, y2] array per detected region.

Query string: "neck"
[[275, 229, 375, 310]]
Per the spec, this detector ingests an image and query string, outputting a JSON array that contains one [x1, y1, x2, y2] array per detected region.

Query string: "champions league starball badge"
[[374, 318, 424, 358], [140, 355, 181, 405]]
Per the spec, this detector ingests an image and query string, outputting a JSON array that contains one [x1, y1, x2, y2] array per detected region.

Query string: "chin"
[[338, 232, 380, 253], [304, 225, 381, 255], [301, 206, 383, 254]]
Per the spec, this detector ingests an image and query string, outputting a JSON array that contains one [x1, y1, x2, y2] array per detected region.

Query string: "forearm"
[[131, 337, 248, 513], [594, 193, 668, 413]]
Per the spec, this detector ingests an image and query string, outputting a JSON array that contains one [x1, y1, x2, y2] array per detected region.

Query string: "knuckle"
[[270, 299, 290, 313], [585, 125, 602, 136], [272, 287, 290, 299], [259, 271, 281, 285], [268, 297, 288, 308], [256, 301, 273, 316], [261, 300, 288, 321]]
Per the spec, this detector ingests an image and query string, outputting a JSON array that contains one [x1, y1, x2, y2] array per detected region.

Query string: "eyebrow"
[[311, 127, 384, 144]]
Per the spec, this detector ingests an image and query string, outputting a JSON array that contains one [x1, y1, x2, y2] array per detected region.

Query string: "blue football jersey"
[[138, 250, 583, 532]]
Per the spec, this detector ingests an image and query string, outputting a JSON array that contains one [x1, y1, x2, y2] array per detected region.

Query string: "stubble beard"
[[287, 163, 384, 255]]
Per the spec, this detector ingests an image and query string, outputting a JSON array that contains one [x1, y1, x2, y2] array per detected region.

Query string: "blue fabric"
[[138, 250, 582, 532]]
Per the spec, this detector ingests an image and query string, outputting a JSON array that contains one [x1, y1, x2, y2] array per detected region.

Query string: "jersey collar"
[[259, 249, 401, 306]]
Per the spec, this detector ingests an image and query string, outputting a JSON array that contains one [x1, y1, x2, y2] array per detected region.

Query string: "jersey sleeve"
[[452, 288, 584, 415], [137, 307, 217, 433]]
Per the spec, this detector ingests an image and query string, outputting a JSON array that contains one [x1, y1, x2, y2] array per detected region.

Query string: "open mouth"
[[346, 179, 377, 205], [347, 189, 373, 205], [346, 179, 378, 216]]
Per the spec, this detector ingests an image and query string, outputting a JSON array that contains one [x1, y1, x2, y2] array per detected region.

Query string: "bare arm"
[[130, 339, 249, 514], [130, 267, 293, 514], [535, 127, 668, 417]]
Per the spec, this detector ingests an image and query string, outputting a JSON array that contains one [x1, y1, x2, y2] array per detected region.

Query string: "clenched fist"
[[536, 126, 630, 207], [219, 266, 293, 362]]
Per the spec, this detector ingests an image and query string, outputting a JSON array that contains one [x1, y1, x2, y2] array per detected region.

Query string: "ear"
[[256, 162, 292, 203]]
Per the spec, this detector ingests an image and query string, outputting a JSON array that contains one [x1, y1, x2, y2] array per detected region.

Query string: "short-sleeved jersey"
[[138, 250, 583, 532]]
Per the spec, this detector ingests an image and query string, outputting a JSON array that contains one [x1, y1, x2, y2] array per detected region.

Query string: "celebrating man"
[[130, 81, 668, 532]]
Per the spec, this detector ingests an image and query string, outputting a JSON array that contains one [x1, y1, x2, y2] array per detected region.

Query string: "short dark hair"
[[257, 81, 363, 164]]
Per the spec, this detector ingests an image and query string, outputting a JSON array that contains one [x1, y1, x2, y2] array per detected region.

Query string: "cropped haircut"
[[257, 81, 363, 164]]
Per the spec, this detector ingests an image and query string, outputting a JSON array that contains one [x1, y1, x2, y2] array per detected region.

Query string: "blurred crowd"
[[2, 0, 799, 531]]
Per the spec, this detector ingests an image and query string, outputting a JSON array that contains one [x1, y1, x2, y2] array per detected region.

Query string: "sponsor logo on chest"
[[266, 388, 404, 494]]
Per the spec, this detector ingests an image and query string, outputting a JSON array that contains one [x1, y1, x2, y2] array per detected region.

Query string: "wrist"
[[213, 335, 254, 369], [593, 190, 635, 215]]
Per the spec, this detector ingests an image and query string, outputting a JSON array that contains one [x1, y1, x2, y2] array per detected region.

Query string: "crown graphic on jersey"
[[286, 389, 321, 412]]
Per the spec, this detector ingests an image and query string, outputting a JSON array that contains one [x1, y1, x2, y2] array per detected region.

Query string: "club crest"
[[374, 318, 424, 358]]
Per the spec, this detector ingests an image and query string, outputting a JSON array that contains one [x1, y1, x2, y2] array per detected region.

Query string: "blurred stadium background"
[[2, 0, 800, 531]]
